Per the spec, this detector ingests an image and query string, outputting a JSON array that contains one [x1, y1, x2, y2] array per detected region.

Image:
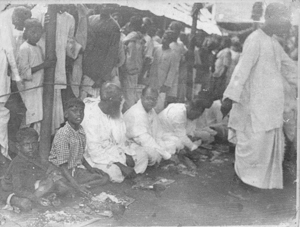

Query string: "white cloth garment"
[[17, 42, 44, 128], [192, 100, 228, 141], [168, 41, 187, 98], [124, 100, 180, 165], [81, 97, 148, 183], [32, 5, 82, 134], [158, 103, 199, 151], [223, 29, 297, 189], [0, 7, 22, 159]]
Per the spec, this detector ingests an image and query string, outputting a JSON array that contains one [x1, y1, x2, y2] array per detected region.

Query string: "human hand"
[[221, 98, 233, 119], [38, 198, 51, 207], [194, 139, 202, 147], [78, 184, 92, 198], [44, 13, 50, 25]]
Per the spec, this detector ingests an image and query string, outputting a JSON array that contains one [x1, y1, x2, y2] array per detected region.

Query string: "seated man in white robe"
[[158, 100, 205, 152], [124, 86, 181, 166], [193, 99, 229, 143], [186, 91, 228, 144], [81, 82, 148, 183]]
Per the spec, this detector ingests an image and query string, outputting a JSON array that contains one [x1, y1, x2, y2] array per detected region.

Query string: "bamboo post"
[[186, 3, 202, 100], [297, 9, 300, 225], [40, 5, 57, 163]]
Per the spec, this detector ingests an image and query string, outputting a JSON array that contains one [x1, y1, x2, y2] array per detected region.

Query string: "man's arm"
[[223, 36, 259, 103], [280, 45, 297, 88], [135, 133, 171, 160], [59, 163, 91, 197], [81, 157, 107, 176]]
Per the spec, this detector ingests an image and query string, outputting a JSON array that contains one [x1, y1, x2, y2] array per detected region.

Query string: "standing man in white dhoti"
[[0, 6, 31, 165], [81, 83, 148, 183], [222, 3, 297, 193], [124, 86, 181, 166]]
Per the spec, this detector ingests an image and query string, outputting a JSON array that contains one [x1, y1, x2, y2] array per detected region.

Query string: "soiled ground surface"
[[0, 144, 297, 227]]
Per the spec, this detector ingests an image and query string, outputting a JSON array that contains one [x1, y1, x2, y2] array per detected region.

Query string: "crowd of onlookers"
[[0, 2, 298, 212]]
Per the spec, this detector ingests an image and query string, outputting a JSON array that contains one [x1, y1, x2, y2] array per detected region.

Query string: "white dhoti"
[[229, 124, 284, 189], [0, 103, 10, 159], [85, 145, 148, 183]]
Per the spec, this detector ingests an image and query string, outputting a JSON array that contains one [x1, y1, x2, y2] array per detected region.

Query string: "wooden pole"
[[40, 5, 57, 163], [297, 9, 300, 226], [186, 3, 202, 100]]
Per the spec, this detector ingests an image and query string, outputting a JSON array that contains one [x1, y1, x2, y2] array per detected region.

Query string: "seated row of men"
[[0, 83, 227, 212]]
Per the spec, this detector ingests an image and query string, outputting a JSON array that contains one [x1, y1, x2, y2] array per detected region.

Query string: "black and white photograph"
[[0, 0, 298, 226]]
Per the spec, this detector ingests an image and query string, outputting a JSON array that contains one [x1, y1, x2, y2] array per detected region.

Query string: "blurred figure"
[[81, 4, 120, 97], [166, 21, 187, 104], [226, 36, 242, 87], [121, 16, 145, 110], [149, 31, 178, 113], [210, 36, 232, 101], [153, 28, 163, 44]]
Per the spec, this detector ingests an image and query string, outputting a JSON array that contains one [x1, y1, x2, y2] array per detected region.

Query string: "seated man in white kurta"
[[81, 82, 148, 183], [158, 100, 204, 152], [124, 86, 181, 166], [191, 99, 229, 143]]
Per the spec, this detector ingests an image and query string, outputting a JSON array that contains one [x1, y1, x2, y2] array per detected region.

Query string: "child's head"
[[64, 98, 85, 129], [12, 6, 32, 31], [23, 19, 43, 45], [16, 127, 39, 157]]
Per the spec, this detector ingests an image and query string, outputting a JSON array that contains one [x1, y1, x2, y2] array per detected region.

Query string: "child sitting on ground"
[[0, 128, 71, 212], [17, 18, 56, 134], [49, 98, 109, 198]]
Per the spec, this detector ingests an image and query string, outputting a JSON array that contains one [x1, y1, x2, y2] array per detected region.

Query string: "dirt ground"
[[0, 143, 297, 227]]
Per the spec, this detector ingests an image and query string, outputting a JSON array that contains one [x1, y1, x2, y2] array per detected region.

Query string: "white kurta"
[[124, 100, 180, 165], [0, 8, 22, 159], [169, 41, 187, 98], [158, 103, 197, 151], [17, 42, 44, 126], [149, 45, 177, 113], [224, 29, 297, 189], [81, 97, 148, 183]]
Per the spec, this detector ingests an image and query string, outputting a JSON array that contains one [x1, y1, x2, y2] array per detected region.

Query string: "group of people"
[[0, 2, 298, 212]]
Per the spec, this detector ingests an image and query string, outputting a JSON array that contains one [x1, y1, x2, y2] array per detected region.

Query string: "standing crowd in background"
[[0, 2, 298, 211]]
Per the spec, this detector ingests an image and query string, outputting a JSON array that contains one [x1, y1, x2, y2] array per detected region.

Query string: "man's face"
[[106, 94, 123, 119], [272, 18, 291, 37], [18, 137, 39, 157], [66, 106, 84, 129], [161, 34, 170, 47], [141, 90, 158, 112]]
